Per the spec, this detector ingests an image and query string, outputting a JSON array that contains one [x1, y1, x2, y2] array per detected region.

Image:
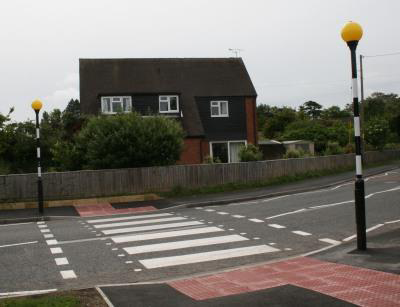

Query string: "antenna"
[[228, 48, 243, 57]]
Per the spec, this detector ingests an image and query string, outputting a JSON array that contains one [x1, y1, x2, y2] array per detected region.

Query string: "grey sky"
[[1, 0, 399, 121]]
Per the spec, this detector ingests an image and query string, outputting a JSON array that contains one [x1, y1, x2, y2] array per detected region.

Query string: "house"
[[79, 58, 258, 164]]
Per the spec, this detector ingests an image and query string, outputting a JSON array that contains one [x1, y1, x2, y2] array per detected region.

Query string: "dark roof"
[[79, 58, 257, 137]]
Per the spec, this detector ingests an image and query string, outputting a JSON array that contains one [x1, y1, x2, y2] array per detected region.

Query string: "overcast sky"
[[1, 0, 399, 121]]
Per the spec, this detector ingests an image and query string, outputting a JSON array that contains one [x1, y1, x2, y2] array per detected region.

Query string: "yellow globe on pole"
[[341, 21, 363, 43], [31, 99, 43, 111]]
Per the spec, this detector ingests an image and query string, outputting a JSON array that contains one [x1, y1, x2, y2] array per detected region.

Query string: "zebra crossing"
[[86, 212, 280, 270]]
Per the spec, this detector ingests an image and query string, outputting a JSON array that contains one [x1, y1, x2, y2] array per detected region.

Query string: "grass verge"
[[160, 160, 400, 198]]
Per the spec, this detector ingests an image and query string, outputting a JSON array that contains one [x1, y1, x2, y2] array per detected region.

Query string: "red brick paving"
[[74, 203, 156, 217], [169, 257, 400, 306]]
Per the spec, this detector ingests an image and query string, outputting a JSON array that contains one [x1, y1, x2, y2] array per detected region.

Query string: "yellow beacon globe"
[[31, 99, 43, 111], [341, 21, 363, 42]]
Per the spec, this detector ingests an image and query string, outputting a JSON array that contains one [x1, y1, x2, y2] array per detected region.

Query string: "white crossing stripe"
[[50, 247, 63, 254], [217, 212, 229, 215], [112, 226, 224, 243], [139, 245, 280, 269], [55, 258, 69, 266], [37, 221, 45, 225], [124, 235, 248, 255], [102, 221, 203, 235], [40, 229, 50, 233], [232, 215, 245, 218], [268, 224, 286, 229], [249, 219, 264, 223], [60, 270, 77, 279], [87, 213, 172, 224], [205, 209, 215, 212], [38, 225, 47, 228], [292, 231, 311, 236], [44, 234, 54, 239], [46, 239, 58, 245], [93, 217, 186, 229], [319, 238, 341, 245]]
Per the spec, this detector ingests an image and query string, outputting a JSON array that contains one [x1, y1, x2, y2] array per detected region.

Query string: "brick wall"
[[178, 138, 209, 165], [245, 97, 257, 145]]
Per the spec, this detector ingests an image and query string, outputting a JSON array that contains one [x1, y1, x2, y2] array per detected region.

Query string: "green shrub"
[[238, 144, 263, 162], [203, 155, 221, 164], [324, 142, 344, 155], [283, 149, 303, 159], [344, 143, 355, 154]]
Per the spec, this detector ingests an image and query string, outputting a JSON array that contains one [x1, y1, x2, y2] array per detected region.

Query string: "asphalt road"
[[0, 169, 399, 295]]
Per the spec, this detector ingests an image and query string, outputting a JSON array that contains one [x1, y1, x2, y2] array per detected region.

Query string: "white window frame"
[[210, 100, 229, 117], [159, 95, 179, 113], [209, 140, 247, 163], [101, 96, 132, 114]]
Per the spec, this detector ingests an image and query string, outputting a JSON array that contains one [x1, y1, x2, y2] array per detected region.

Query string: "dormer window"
[[159, 95, 179, 113], [101, 96, 132, 114], [210, 100, 229, 117]]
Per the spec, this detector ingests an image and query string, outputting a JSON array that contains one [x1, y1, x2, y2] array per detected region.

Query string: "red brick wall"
[[245, 97, 258, 145], [178, 138, 209, 165]]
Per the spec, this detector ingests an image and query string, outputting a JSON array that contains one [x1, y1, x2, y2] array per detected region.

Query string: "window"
[[101, 96, 132, 114], [159, 95, 179, 113], [210, 140, 246, 163], [210, 101, 229, 117]]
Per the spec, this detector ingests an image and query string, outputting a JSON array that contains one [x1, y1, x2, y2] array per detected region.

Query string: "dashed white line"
[[46, 239, 58, 245], [50, 247, 63, 254], [249, 218, 264, 223], [55, 258, 69, 266], [268, 224, 286, 229], [319, 238, 341, 245], [40, 229, 50, 233], [205, 209, 215, 212], [44, 234, 54, 239], [232, 215, 245, 218], [0, 241, 38, 249], [265, 209, 306, 220], [292, 231, 312, 236], [60, 270, 77, 279], [217, 212, 229, 215]]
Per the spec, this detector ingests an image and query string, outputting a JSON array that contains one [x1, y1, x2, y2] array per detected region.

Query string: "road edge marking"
[[95, 287, 115, 307]]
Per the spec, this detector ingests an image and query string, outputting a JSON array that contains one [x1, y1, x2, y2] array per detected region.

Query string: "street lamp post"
[[31, 99, 44, 215], [341, 22, 366, 250]]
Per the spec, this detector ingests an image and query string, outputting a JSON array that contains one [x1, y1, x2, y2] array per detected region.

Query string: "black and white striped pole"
[[31, 99, 44, 215], [341, 22, 366, 250]]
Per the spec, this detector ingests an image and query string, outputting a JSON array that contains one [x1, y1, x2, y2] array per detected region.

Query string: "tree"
[[365, 117, 390, 150], [263, 107, 296, 138], [299, 101, 323, 119], [53, 113, 185, 170], [239, 144, 263, 162], [321, 106, 351, 120]]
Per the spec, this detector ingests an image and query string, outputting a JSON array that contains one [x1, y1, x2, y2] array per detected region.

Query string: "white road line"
[[0, 222, 33, 227], [232, 215, 245, 218], [50, 247, 63, 254], [40, 229, 50, 233], [309, 200, 353, 209], [102, 221, 203, 235], [366, 224, 384, 232], [249, 218, 264, 223], [217, 212, 229, 215], [44, 234, 54, 239], [385, 219, 400, 224], [343, 235, 356, 242], [0, 289, 57, 297], [268, 224, 286, 229], [93, 217, 186, 229], [124, 235, 248, 255], [46, 239, 58, 245], [319, 238, 341, 245], [112, 226, 224, 243], [38, 225, 47, 228], [37, 221, 46, 225], [0, 241, 38, 249], [205, 209, 215, 212], [60, 270, 77, 279], [139, 245, 280, 269], [292, 231, 312, 236], [87, 213, 172, 224], [365, 186, 400, 199], [265, 209, 306, 220], [55, 257, 69, 266], [95, 287, 115, 307]]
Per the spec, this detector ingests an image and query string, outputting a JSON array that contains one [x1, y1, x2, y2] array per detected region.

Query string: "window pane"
[[160, 96, 168, 101], [112, 102, 123, 113], [212, 143, 228, 163], [170, 97, 178, 111], [229, 142, 245, 163], [101, 98, 110, 113], [123, 97, 131, 112], [112, 97, 121, 102], [211, 106, 219, 116], [211, 101, 219, 106], [220, 101, 228, 115], [160, 101, 169, 112]]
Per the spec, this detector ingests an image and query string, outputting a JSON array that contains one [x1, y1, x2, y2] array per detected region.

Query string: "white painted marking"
[[50, 247, 63, 254], [319, 238, 341, 245], [228, 228, 234, 231], [37, 221, 45, 225], [205, 209, 215, 212], [385, 219, 400, 224], [253, 237, 260, 240], [249, 218, 264, 223], [112, 248, 118, 251], [124, 235, 248, 255], [95, 287, 115, 307], [366, 224, 384, 232], [269, 243, 276, 245], [0, 241, 38, 249], [55, 258, 69, 266], [60, 270, 77, 279], [0, 289, 57, 297], [40, 229, 50, 233], [265, 209, 306, 220], [118, 254, 125, 257], [356, 155, 362, 175], [106, 243, 112, 245], [102, 221, 203, 235], [268, 224, 286, 229], [292, 231, 311, 236], [261, 195, 289, 203], [0, 222, 33, 227], [232, 215, 245, 218], [240, 233, 247, 235], [365, 186, 400, 199], [284, 248, 292, 251], [46, 239, 58, 245], [217, 212, 229, 215], [44, 234, 54, 239], [195, 207, 203, 210], [125, 261, 133, 264], [352, 78, 358, 98], [139, 245, 280, 269], [38, 225, 47, 228], [87, 213, 172, 224], [112, 226, 224, 243], [343, 235, 356, 242], [134, 269, 142, 272], [309, 200, 353, 209]]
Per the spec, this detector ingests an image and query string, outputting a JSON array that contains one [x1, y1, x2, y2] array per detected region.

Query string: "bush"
[[283, 149, 305, 159], [365, 117, 390, 150], [203, 155, 221, 164], [238, 144, 263, 162], [324, 142, 344, 156], [344, 143, 355, 154], [383, 143, 400, 150]]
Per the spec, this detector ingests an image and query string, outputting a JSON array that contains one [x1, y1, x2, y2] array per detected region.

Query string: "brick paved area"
[[74, 203, 156, 217], [169, 257, 400, 306]]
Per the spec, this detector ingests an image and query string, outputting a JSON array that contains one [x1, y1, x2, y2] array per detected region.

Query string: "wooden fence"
[[0, 150, 398, 202]]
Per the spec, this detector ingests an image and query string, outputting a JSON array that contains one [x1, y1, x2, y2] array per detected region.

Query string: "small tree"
[[365, 118, 390, 150], [324, 142, 344, 155], [238, 144, 263, 162]]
